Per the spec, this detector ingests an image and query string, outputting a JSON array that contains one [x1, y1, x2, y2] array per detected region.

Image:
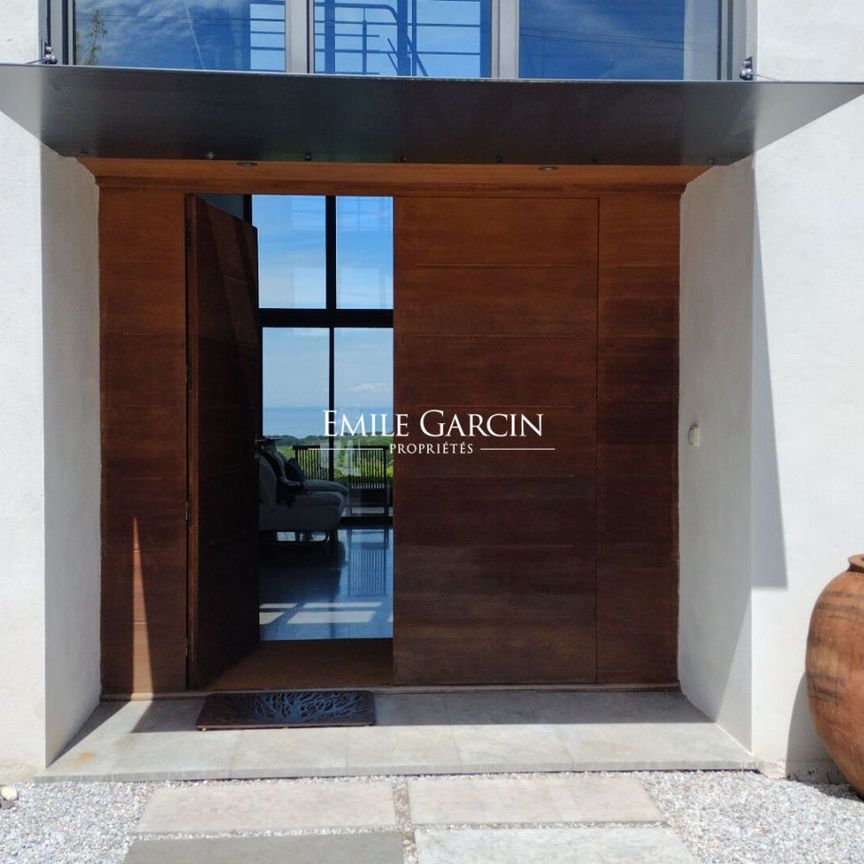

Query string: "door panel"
[[187, 196, 260, 689], [596, 196, 680, 684], [393, 197, 599, 684]]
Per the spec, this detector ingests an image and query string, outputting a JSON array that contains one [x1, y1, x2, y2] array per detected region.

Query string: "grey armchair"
[[258, 456, 346, 539]]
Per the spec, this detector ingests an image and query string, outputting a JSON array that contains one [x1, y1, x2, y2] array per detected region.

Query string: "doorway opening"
[[257, 195, 394, 646], [186, 193, 395, 691]]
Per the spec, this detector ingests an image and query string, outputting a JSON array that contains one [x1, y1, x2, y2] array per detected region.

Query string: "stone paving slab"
[[408, 775, 663, 825], [123, 834, 405, 864], [414, 826, 697, 863], [133, 781, 396, 834], [38, 692, 757, 782]]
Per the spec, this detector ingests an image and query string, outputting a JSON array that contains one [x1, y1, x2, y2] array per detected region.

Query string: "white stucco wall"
[[41, 148, 101, 763], [0, 4, 101, 777], [0, 110, 49, 779], [681, 0, 864, 774], [750, 0, 864, 774], [679, 159, 755, 749], [749, 97, 864, 771], [2, 0, 40, 63]]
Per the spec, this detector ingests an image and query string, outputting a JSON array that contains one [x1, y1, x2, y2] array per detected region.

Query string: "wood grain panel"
[[186, 197, 260, 689], [396, 335, 595, 407], [393, 196, 599, 685], [100, 188, 188, 694], [81, 158, 708, 197], [396, 477, 596, 547], [395, 407, 594, 479], [395, 547, 595, 684], [597, 195, 680, 685], [396, 268, 596, 336], [397, 198, 598, 267]]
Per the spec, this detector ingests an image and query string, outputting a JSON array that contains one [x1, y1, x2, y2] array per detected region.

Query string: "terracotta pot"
[[806, 554, 864, 794]]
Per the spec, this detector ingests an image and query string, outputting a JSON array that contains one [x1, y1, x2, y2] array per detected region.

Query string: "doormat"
[[195, 690, 375, 730]]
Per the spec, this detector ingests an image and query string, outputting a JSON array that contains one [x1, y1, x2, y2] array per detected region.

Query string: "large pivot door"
[[186, 197, 261, 688], [393, 197, 600, 684]]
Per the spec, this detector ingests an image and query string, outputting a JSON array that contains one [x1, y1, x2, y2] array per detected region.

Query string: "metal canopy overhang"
[[0, 64, 862, 166]]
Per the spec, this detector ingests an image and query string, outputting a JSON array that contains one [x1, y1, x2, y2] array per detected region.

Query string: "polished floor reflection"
[[259, 526, 392, 641]]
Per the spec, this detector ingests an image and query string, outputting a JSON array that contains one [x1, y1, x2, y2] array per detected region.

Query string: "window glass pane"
[[519, 0, 719, 81], [336, 198, 393, 309], [73, 0, 286, 70], [314, 0, 491, 77], [262, 328, 330, 445], [334, 328, 393, 516], [256, 196, 327, 309]]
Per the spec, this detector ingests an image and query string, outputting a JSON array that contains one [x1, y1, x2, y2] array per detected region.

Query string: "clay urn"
[[806, 555, 864, 795]]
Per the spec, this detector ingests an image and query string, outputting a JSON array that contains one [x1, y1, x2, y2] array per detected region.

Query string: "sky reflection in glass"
[[74, 0, 286, 70], [520, 0, 705, 80], [314, 0, 491, 77]]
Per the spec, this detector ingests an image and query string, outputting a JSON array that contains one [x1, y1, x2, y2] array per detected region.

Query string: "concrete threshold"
[[37, 690, 756, 783]]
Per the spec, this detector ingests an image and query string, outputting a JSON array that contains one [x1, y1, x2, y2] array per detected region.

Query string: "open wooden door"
[[186, 196, 260, 689]]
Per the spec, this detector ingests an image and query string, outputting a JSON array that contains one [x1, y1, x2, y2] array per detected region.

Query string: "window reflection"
[[337, 197, 393, 309], [74, 0, 286, 70], [519, 0, 719, 81], [314, 0, 491, 77]]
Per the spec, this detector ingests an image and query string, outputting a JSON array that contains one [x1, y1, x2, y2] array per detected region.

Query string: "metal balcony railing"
[[293, 443, 391, 516]]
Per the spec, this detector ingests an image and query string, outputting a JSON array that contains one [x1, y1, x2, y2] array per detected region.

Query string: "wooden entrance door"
[[186, 196, 261, 688], [392, 197, 600, 684]]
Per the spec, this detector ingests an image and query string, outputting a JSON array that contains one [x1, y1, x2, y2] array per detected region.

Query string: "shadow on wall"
[[750, 208, 788, 590], [786, 673, 845, 783]]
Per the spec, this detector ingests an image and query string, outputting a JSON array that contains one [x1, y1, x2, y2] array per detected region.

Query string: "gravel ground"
[[1, 772, 863, 864], [642, 771, 864, 864], [0, 782, 152, 863]]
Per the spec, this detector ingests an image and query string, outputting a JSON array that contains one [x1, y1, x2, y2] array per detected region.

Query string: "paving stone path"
[[124, 774, 696, 863]]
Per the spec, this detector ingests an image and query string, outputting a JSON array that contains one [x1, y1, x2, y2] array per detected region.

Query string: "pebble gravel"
[[1, 772, 863, 863], [642, 771, 864, 864], [0, 782, 151, 863]]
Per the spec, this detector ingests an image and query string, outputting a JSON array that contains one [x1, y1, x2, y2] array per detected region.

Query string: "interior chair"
[[258, 455, 346, 541]]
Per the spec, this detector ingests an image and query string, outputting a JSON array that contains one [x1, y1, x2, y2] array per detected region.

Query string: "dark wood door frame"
[[96, 164, 687, 696]]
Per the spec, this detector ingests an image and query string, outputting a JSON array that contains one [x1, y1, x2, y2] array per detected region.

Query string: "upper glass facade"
[[74, 0, 286, 70], [71, 0, 724, 80], [314, 0, 491, 77], [520, 0, 719, 80]]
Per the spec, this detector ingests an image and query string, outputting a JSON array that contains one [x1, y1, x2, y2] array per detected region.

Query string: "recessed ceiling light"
[[236, 161, 258, 168], [539, 165, 559, 172]]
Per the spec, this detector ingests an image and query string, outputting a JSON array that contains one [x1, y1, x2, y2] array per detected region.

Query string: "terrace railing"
[[293, 443, 390, 516]]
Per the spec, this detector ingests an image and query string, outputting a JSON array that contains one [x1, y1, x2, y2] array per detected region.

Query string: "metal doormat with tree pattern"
[[196, 690, 375, 730]]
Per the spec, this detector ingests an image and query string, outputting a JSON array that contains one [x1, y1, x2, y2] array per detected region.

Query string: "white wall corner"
[[40, 145, 101, 764], [678, 159, 755, 751], [0, 111, 48, 776], [747, 0, 864, 767], [0, 106, 101, 774]]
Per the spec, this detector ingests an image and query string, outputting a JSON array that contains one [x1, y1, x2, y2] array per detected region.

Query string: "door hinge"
[[185, 501, 191, 523], [185, 638, 190, 659], [185, 219, 192, 252]]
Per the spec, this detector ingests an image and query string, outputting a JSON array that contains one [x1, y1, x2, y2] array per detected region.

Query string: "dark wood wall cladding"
[[597, 196, 680, 684], [393, 197, 600, 685], [100, 188, 188, 693]]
